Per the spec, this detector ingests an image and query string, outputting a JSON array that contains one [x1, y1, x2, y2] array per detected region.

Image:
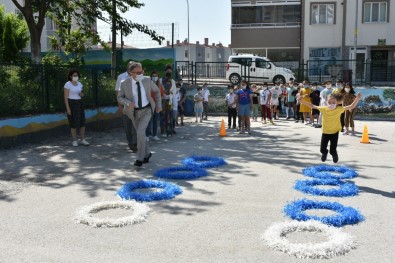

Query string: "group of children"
[[224, 79, 362, 163]]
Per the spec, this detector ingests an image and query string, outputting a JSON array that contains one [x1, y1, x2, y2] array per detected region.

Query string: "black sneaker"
[[143, 152, 152, 163], [134, 160, 143, 167], [321, 153, 327, 162], [129, 144, 137, 153], [333, 155, 339, 163]]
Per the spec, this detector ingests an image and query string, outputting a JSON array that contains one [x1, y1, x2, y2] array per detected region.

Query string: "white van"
[[225, 54, 295, 85]]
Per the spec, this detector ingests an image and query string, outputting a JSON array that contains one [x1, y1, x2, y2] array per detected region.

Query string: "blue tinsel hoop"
[[283, 199, 364, 227], [181, 155, 227, 169], [154, 166, 209, 180], [117, 180, 182, 202], [302, 165, 358, 180], [294, 179, 359, 197]]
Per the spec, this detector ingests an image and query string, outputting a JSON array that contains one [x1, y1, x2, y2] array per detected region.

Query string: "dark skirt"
[[67, 99, 85, 129]]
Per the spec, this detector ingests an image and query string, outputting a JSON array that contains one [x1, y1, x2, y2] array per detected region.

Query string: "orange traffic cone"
[[219, 119, 227, 137], [360, 125, 370, 144]]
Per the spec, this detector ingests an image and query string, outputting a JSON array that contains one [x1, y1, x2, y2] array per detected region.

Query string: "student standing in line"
[[225, 85, 237, 129]]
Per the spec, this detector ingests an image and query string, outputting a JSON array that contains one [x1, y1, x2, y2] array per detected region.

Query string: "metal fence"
[[0, 64, 120, 118], [175, 59, 395, 86]]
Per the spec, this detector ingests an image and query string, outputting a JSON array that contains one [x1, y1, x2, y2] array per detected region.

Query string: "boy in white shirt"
[[269, 85, 282, 120], [225, 86, 237, 129], [259, 85, 273, 124]]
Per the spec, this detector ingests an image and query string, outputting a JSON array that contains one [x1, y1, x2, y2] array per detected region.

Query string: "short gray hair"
[[127, 61, 142, 71]]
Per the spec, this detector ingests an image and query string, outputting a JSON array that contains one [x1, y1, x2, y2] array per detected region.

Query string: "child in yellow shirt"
[[299, 92, 362, 163]]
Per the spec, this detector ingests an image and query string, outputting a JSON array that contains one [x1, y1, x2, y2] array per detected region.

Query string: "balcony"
[[231, 22, 301, 29]]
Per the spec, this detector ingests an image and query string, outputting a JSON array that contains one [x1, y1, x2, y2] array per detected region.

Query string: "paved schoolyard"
[[0, 116, 394, 263]]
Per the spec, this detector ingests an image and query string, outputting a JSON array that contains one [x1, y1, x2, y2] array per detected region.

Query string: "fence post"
[[92, 68, 99, 107], [43, 64, 50, 112]]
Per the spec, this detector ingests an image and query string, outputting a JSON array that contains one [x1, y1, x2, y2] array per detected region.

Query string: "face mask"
[[275, 86, 279, 89], [229, 90, 233, 94], [152, 76, 158, 82], [326, 84, 332, 89], [176, 88, 180, 92], [304, 85, 309, 88], [336, 84, 341, 88], [312, 87, 316, 91], [135, 74, 144, 82], [345, 88, 350, 93], [198, 91, 202, 94], [72, 76, 79, 82], [328, 103, 337, 110], [242, 86, 247, 89]]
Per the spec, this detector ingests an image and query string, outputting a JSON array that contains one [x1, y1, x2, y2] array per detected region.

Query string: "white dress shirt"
[[132, 78, 149, 108]]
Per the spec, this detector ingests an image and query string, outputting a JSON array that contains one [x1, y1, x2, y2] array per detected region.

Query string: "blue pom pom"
[[294, 178, 359, 197], [117, 180, 182, 202], [181, 155, 227, 169], [154, 166, 209, 180], [284, 199, 364, 227], [302, 165, 358, 180]]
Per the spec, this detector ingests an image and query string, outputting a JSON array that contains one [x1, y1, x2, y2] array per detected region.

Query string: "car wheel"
[[273, 75, 285, 84], [229, 73, 241, 85]]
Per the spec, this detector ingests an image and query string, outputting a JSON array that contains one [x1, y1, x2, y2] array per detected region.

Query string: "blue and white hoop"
[[117, 180, 182, 202], [294, 179, 359, 197], [154, 166, 209, 180], [283, 199, 364, 227], [181, 155, 227, 169], [302, 165, 358, 180]]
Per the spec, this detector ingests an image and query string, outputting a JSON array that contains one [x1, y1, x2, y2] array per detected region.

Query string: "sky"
[[97, 0, 231, 48]]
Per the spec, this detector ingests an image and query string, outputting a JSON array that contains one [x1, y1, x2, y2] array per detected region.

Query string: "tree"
[[383, 89, 395, 101], [7, 13, 30, 51], [11, 0, 48, 62], [13, 0, 164, 63], [3, 16, 19, 62]]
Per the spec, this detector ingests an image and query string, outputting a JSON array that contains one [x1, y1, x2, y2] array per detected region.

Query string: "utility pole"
[[352, 0, 358, 84], [111, 0, 117, 77]]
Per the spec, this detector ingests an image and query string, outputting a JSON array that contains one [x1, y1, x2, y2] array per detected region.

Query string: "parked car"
[[225, 54, 295, 85]]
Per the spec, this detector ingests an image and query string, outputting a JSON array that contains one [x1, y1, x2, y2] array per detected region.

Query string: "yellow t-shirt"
[[318, 106, 345, 134]]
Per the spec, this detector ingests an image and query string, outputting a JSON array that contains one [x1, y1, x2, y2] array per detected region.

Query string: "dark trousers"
[[295, 104, 304, 121], [227, 107, 237, 128], [340, 112, 345, 130], [261, 105, 272, 120], [320, 132, 339, 156]]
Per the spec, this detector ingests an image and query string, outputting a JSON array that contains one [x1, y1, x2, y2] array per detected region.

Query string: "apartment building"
[[302, 0, 395, 82], [230, 0, 301, 61]]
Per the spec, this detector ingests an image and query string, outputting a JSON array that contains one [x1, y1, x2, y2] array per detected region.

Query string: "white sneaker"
[[72, 141, 78, 147], [146, 137, 150, 142], [153, 136, 160, 141], [79, 139, 90, 146]]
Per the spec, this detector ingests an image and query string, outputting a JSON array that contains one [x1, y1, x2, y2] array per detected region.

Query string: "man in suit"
[[115, 63, 137, 152], [118, 61, 162, 167]]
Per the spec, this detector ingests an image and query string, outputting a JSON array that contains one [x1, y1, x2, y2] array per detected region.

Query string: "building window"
[[185, 50, 188, 58], [232, 5, 300, 26], [363, 2, 387, 23], [198, 52, 202, 58], [311, 3, 335, 24], [207, 53, 210, 59]]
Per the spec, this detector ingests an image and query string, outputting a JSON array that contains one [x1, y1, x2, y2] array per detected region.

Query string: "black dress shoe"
[[134, 160, 143, 167], [143, 152, 152, 163]]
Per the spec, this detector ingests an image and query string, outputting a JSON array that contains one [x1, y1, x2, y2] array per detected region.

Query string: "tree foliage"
[[12, 0, 164, 63], [0, 5, 29, 62], [383, 89, 395, 101]]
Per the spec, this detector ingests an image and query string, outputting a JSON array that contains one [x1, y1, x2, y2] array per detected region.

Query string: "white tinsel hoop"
[[74, 200, 151, 228], [262, 220, 356, 259]]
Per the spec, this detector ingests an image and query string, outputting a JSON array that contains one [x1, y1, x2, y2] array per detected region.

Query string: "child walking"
[[342, 83, 357, 135], [194, 87, 204, 123], [299, 92, 362, 163]]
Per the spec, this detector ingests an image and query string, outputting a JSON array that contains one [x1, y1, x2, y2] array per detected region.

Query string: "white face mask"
[[151, 76, 158, 82], [326, 84, 332, 89], [72, 76, 79, 82], [336, 84, 342, 88], [345, 88, 351, 93], [328, 103, 337, 110], [312, 87, 316, 91], [198, 91, 202, 94], [135, 74, 144, 82], [242, 86, 247, 89]]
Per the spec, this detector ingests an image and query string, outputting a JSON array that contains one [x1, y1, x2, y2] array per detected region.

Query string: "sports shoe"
[[270, 120, 275, 125], [315, 124, 322, 128], [239, 130, 245, 134], [72, 141, 78, 147], [143, 152, 152, 163], [262, 120, 267, 124], [343, 131, 349, 135], [333, 154, 339, 163], [146, 137, 150, 142], [321, 153, 327, 162], [153, 136, 160, 141], [79, 139, 89, 146]]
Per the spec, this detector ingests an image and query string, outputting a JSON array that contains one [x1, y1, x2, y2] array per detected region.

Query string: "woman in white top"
[[64, 69, 89, 147]]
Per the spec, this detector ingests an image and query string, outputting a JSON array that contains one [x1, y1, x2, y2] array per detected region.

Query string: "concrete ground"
[[0, 116, 394, 263]]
